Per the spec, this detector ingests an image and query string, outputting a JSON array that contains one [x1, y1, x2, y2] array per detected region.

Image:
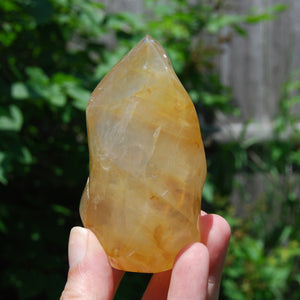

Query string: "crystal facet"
[[80, 35, 207, 273]]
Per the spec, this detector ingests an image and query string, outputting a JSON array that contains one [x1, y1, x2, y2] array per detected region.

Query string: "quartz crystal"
[[80, 35, 207, 273]]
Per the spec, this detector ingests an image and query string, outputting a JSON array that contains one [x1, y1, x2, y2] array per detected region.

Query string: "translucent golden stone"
[[79, 35, 206, 273]]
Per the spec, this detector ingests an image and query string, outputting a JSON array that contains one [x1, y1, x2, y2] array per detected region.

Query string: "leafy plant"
[[0, 0, 297, 299], [219, 73, 300, 299]]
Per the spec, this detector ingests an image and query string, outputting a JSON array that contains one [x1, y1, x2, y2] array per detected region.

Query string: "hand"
[[60, 211, 231, 300]]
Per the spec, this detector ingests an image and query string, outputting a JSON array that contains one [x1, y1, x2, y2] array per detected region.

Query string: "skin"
[[60, 211, 231, 300]]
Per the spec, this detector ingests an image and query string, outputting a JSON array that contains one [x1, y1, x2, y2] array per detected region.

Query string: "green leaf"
[[232, 24, 248, 36], [286, 95, 300, 108], [66, 86, 90, 110], [0, 1, 19, 12], [107, 16, 131, 33], [47, 84, 67, 107], [94, 46, 129, 79], [52, 204, 71, 216], [285, 79, 300, 93], [245, 13, 274, 23], [20, 147, 34, 165], [113, 11, 146, 32], [265, 3, 288, 15], [0, 152, 8, 185], [189, 90, 199, 103], [202, 181, 214, 203], [26, 67, 49, 86], [206, 14, 244, 33], [291, 150, 300, 166], [61, 105, 72, 124], [52, 73, 80, 85], [0, 105, 23, 131], [200, 92, 230, 106], [0, 219, 7, 233], [0, 21, 20, 46], [11, 82, 30, 100], [245, 238, 264, 261], [246, 4, 288, 24]]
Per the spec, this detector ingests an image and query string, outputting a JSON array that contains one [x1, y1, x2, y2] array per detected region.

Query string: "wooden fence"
[[101, 0, 300, 141], [215, 0, 300, 142]]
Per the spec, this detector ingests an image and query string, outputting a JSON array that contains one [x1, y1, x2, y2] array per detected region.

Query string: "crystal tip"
[[143, 34, 155, 43]]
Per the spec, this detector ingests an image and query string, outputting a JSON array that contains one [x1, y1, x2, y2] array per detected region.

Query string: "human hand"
[[60, 211, 231, 300]]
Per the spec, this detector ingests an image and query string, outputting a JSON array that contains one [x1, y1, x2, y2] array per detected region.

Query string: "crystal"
[[80, 35, 207, 273]]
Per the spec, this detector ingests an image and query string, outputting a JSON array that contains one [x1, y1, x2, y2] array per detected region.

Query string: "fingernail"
[[68, 227, 88, 269]]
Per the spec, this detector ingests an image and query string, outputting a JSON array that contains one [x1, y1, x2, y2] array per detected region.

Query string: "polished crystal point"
[[80, 35, 207, 273]]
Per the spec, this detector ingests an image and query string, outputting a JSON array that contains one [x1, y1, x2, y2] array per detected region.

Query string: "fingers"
[[61, 214, 230, 300], [142, 270, 172, 300], [167, 243, 209, 300], [143, 212, 230, 300], [60, 227, 124, 300], [199, 213, 231, 300]]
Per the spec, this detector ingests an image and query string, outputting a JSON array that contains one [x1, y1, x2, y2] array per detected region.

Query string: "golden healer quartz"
[[79, 35, 207, 273]]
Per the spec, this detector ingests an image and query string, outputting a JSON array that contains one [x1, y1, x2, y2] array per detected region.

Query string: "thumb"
[[60, 227, 124, 300]]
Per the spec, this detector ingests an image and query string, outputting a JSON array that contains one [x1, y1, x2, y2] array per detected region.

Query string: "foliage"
[[218, 72, 300, 299], [0, 0, 298, 299]]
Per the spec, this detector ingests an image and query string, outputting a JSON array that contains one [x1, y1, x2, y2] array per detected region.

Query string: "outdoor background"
[[0, 0, 299, 299]]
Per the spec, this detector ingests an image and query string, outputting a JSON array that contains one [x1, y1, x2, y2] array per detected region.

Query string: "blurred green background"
[[0, 0, 299, 299]]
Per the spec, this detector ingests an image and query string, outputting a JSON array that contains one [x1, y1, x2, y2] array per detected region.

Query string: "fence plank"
[[218, 0, 300, 122]]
